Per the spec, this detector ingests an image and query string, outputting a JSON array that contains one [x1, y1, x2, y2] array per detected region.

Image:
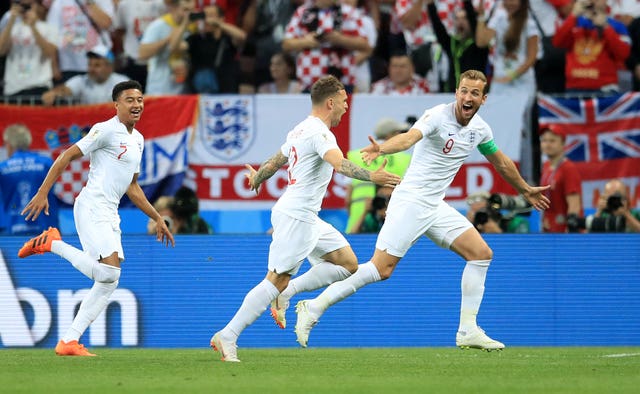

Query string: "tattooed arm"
[[324, 149, 401, 187], [244, 151, 288, 193]]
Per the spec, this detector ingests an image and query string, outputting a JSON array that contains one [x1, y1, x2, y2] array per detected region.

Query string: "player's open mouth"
[[131, 110, 141, 116], [462, 103, 473, 113]]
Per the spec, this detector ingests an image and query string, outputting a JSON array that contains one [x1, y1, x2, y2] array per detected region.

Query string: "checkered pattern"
[[370, 75, 430, 95], [393, 0, 497, 49], [53, 153, 90, 205], [285, 4, 367, 89]]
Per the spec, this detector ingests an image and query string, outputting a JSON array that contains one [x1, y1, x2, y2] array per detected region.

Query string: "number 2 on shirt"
[[287, 146, 298, 185]]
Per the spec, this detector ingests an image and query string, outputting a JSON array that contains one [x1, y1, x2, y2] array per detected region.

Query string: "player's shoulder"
[[288, 116, 330, 139]]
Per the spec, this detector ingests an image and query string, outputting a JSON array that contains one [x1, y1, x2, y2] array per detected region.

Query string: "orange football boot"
[[55, 340, 96, 357], [18, 227, 61, 258]]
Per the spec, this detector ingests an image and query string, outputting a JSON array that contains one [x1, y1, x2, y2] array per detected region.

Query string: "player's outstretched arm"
[[245, 151, 288, 195], [361, 129, 422, 165], [127, 174, 175, 247], [486, 149, 550, 211], [22, 144, 83, 221], [324, 149, 401, 187]]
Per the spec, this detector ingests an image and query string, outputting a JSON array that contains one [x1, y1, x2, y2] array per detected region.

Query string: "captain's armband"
[[477, 140, 499, 156]]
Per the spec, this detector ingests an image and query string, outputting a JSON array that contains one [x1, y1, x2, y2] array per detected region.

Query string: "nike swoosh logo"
[[448, 133, 455, 136]]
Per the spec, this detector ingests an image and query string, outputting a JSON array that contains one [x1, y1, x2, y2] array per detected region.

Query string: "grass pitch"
[[1, 347, 639, 394]]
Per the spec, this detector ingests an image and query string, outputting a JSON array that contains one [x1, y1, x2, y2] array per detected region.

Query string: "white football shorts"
[[74, 197, 124, 262], [376, 197, 472, 257], [268, 210, 349, 275]]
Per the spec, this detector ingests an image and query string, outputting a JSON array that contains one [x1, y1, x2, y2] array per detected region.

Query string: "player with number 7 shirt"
[[209, 75, 401, 362]]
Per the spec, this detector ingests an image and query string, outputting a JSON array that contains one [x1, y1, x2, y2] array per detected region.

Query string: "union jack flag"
[[538, 93, 640, 208]]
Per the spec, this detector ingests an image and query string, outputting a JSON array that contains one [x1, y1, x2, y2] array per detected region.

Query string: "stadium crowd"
[[1, 0, 639, 235]]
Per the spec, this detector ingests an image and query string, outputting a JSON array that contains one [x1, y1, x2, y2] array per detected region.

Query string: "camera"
[[488, 193, 531, 212], [189, 11, 206, 21], [567, 213, 626, 233], [606, 193, 624, 212], [473, 208, 502, 229]]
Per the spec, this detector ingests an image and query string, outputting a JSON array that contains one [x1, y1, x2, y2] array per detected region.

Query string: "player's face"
[[115, 89, 144, 128], [329, 89, 348, 127], [454, 78, 487, 125]]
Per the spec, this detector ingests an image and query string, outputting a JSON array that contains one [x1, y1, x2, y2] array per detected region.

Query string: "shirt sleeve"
[[75, 125, 109, 155], [311, 130, 340, 159], [412, 108, 439, 138]]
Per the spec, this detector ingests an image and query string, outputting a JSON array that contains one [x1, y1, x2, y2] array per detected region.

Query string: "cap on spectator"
[[87, 44, 115, 64], [374, 118, 409, 139], [539, 124, 566, 141]]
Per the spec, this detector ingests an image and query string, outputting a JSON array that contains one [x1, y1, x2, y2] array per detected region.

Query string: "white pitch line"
[[601, 353, 640, 358]]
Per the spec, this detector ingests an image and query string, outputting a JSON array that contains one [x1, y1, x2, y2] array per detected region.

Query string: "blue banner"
[[1, 234, 638, 348]]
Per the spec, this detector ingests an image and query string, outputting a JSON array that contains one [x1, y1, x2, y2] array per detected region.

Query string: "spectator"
[[425, 0, 489, 92], [46, 0, 115, 82], [0, 0, 58, 103], [342, 0, 377, 93], [139, 0, 198, 95], [552, 0, 631, 94], [625, 16, 640, 91], [370, 51, 430, 94], [356, 185, 393, 233], [592, 179, 640, 233], [282, 0, 371, 92], [185, 3, 246, 94], [539, 125, 582, 233], [528, 0, 572, 94], [112, 0, 167, 93], [146, 195, 175, 234], [393, 0, 448, 91], [476, 0, 540, 97], [476, 0, 539, 183], [345, 117, 411, 233], [170, 186, 212, 234], [242, 0, 299, 89], [41, 44, 129, 105], [257, 51, 303, 93], [0, 123, 58, 235]]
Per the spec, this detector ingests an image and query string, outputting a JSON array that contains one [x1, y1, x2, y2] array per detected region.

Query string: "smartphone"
[[189, 11, 205, 21]]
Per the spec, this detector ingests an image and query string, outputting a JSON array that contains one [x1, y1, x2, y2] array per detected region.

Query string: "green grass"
[[1, 347, 639, 393]]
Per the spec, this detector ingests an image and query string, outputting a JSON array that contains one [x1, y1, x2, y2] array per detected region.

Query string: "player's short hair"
[[458, 70, 489, 94], [112, 80, 143, 101], [310, 75, 345, 106], [3, 123, 32, 151]]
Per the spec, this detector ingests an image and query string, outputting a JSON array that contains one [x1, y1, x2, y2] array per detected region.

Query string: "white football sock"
[[459, 259, 490, 333], [51, 240, 120, 282], [62, 271, 120, 343], [220, 279, 280, 342], [307, 261, 381, 316], [279, 262, 351, 305]]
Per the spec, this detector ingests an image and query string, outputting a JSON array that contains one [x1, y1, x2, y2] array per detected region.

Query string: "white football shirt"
[[394, 102, 493, 207], [272, 116, 340, 223], [75, 116, 144, 216]]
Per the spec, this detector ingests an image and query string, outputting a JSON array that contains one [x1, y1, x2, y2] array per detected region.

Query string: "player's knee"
[[344, 256, 358, 274], [472, 245, 493, 262], [95, 264, 121, 284]]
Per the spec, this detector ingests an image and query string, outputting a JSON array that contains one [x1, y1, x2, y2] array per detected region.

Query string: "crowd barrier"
[[1, 234, 637, 349]]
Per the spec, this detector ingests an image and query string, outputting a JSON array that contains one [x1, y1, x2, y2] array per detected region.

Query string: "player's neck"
[[309, 111, 331, 128]]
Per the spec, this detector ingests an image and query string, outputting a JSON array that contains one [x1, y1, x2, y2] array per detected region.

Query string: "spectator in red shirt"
[[552, 0, 631, 93], [539, 126, 582, 233]]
